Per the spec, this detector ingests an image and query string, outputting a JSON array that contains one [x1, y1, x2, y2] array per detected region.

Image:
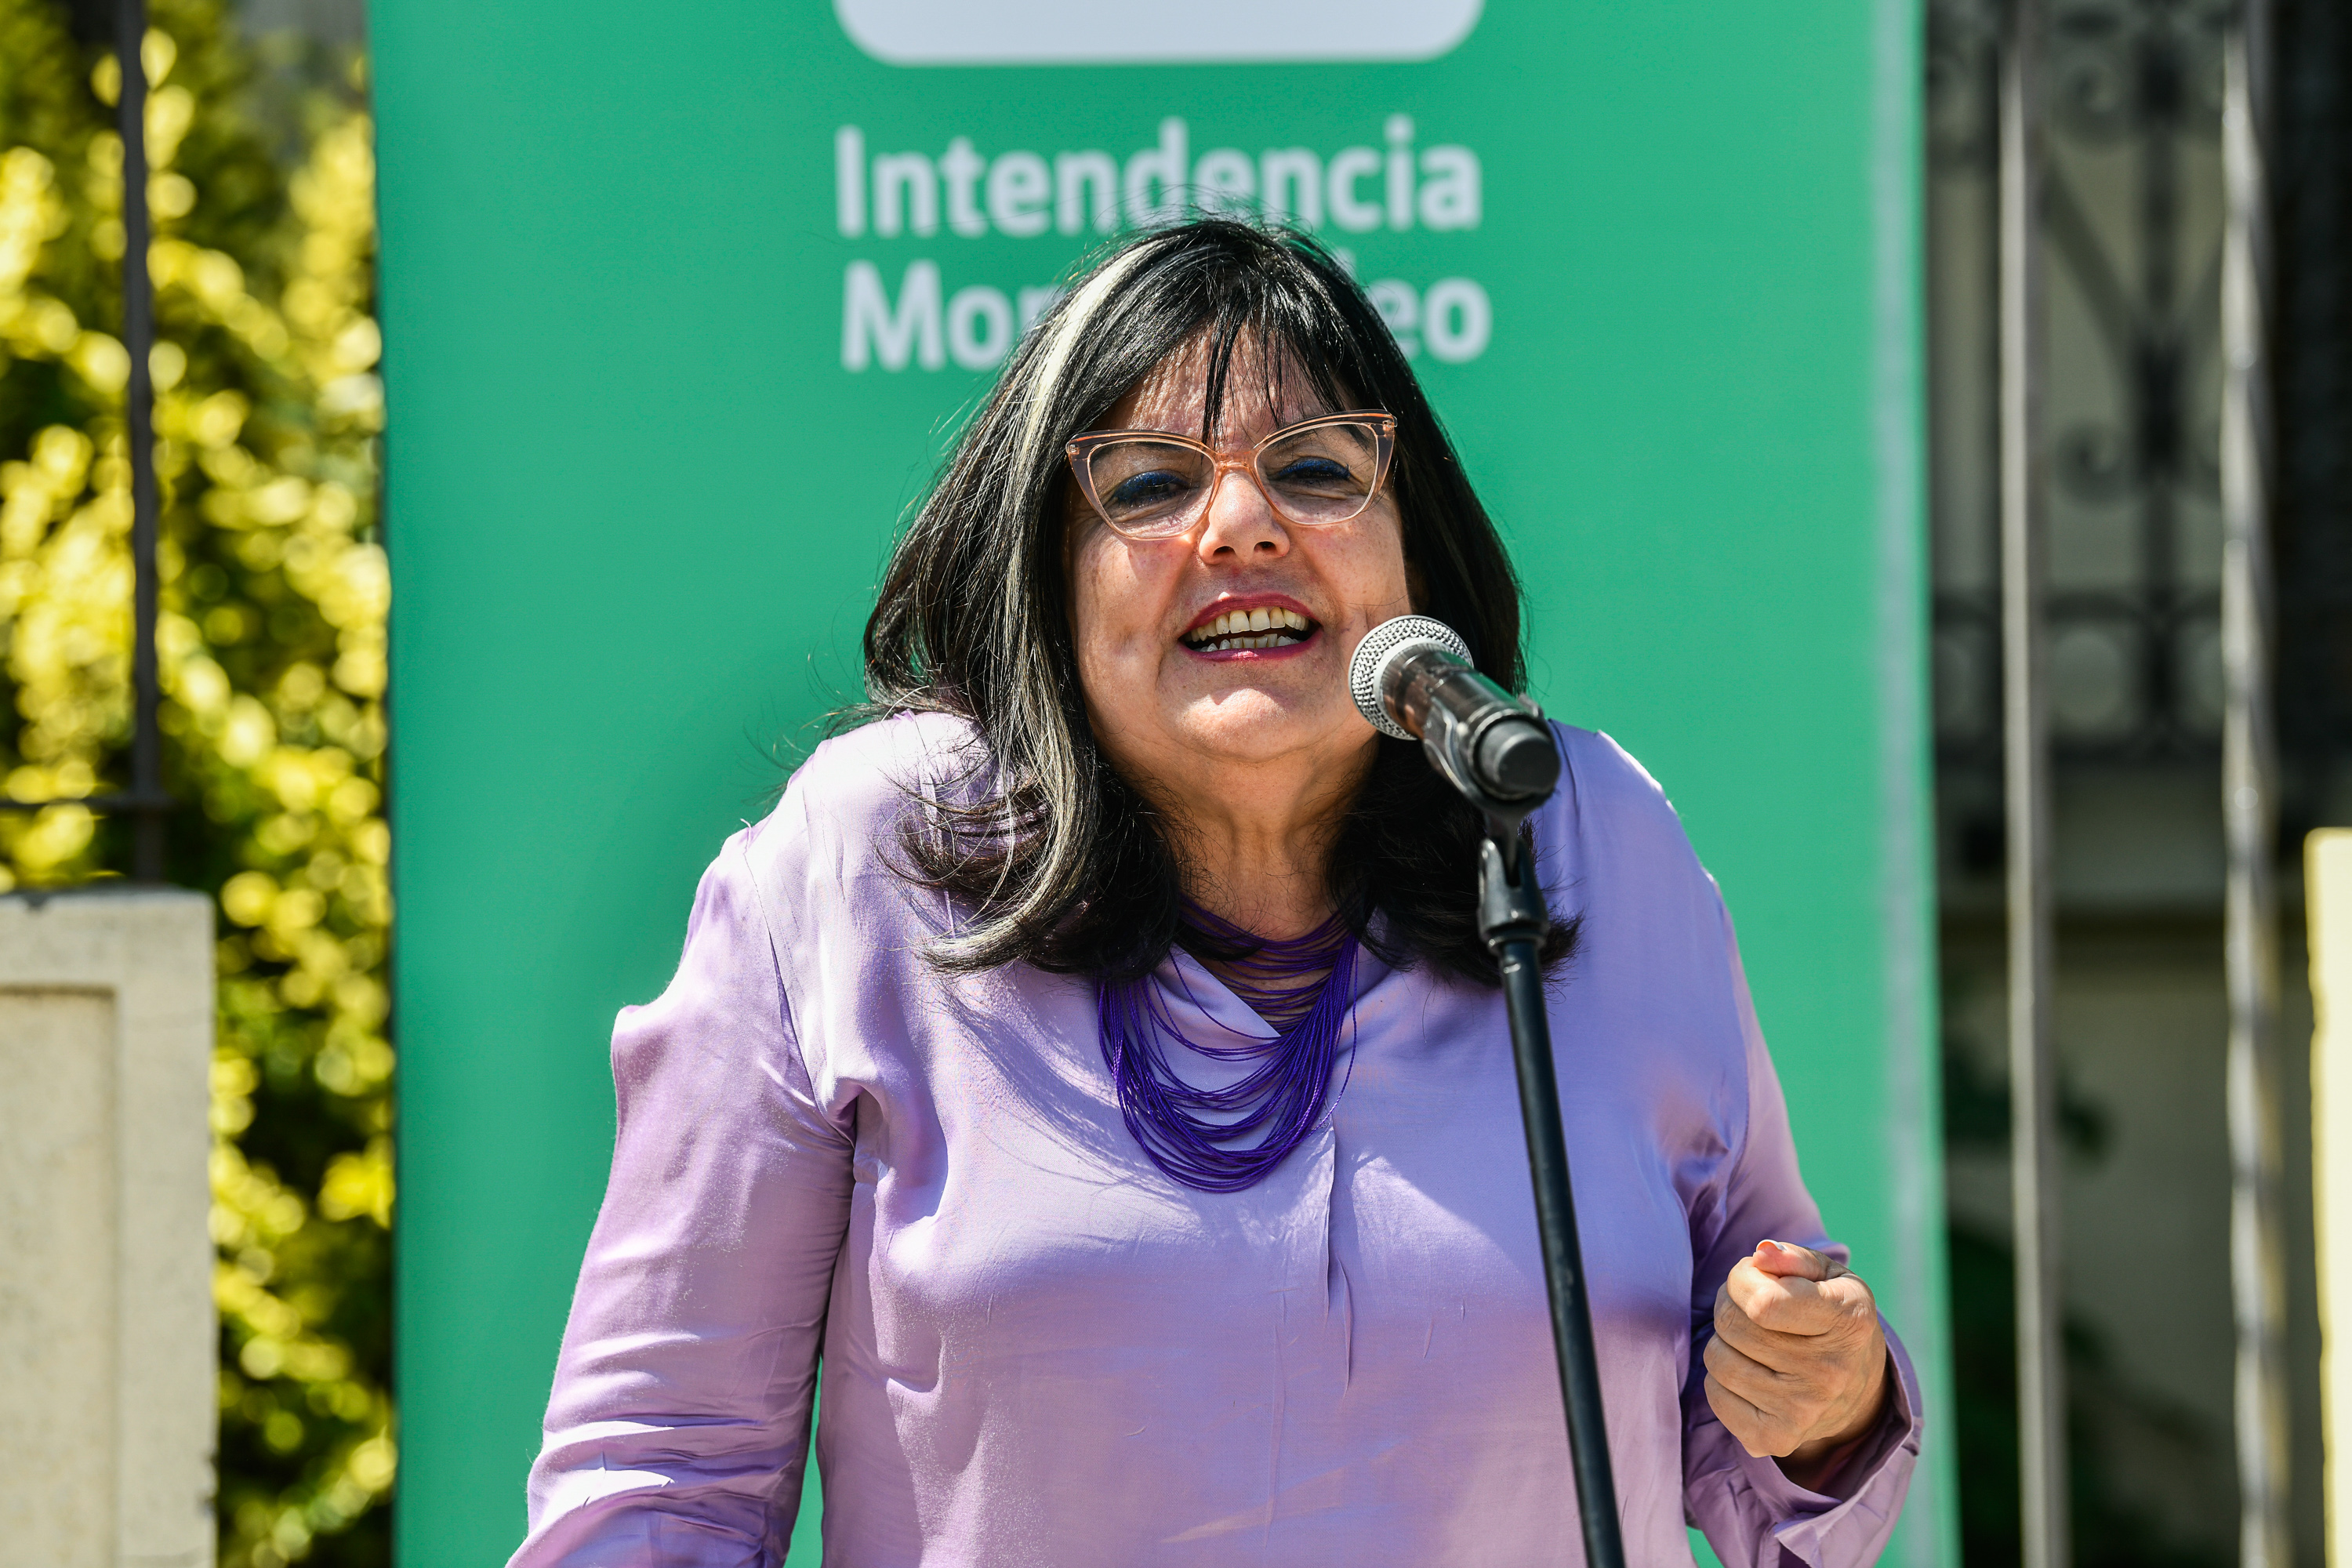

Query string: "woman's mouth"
[[1181, 605, 1318, 654]]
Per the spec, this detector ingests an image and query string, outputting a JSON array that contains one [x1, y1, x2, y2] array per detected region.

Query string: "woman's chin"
[[1163, 691, 1364, 765]]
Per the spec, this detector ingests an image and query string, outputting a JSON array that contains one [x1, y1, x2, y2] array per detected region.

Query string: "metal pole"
[[116, 0, 164, 882], [1479, 833, 1624, 1568], [1998, 0, 2067, 1562], [0, 0, 171, 857], [2220, 2, 2291, 1562]]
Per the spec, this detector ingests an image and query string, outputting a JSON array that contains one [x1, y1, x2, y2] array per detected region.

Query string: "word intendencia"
[[835, 116, 1482, 238], [842, 261, 1492, 373]]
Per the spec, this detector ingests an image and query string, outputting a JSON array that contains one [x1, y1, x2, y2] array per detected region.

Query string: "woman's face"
[[1068, 336, 1414, 801]]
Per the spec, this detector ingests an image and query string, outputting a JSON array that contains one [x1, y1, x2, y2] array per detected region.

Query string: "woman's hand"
[[1703, 1240, 1890, 1490]]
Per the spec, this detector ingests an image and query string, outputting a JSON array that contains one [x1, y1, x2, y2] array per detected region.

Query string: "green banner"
[[374, 2, 1952, 1561]]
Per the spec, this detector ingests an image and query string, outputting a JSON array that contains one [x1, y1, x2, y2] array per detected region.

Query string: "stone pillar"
[[2314, 830, 2352, 1568], [0, 888, 216, 1568]]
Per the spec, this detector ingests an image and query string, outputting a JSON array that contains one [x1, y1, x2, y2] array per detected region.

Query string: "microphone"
[[1348, 616, 1560, 810]]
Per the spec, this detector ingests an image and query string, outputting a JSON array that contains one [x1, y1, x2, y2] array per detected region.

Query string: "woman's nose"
[[1193, 466, 1290, 563]]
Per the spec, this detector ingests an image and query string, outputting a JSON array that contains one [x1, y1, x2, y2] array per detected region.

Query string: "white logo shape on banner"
[[834, 0, 1483, 65]]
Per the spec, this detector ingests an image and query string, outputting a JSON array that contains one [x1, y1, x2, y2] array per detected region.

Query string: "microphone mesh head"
[[1348, 615, 1473, 739]]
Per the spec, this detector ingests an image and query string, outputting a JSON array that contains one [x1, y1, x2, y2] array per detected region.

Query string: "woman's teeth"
[[1185, 606, 1313, 652]]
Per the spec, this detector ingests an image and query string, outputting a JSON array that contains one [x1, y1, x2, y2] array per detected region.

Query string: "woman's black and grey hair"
[[859, 219, 1573, 984]]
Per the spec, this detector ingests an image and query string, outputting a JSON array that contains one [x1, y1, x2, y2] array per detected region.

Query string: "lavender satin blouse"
[[511, 714, 1922, 1566]]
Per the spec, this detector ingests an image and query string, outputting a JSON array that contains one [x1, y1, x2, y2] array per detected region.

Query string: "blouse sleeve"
[[509, 822, 855, 1567], [1680, 895, 1926, 1568]]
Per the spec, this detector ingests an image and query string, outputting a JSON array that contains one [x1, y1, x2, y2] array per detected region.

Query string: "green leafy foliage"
[[0, 2, 390, 1562]]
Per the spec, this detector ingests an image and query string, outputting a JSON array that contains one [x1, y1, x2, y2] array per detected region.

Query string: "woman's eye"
[[1108, 470, 1192, 507], [1271, 457, 1353, 485]]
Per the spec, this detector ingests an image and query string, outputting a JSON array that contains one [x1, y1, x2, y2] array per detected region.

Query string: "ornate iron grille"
[[1929, 0, 2230, 775], [1933, 0, 2352, 815], [2275, 0, 2352, 805]]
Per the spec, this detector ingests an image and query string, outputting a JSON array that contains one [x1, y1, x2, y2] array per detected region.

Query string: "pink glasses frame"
[[1065, 411, 1399, 539]]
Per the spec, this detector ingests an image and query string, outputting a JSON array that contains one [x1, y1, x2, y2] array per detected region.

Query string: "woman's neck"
[[1134, 739, 1375, 940]]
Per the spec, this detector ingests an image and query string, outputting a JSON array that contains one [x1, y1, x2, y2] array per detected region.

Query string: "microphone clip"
[[1478, 833, 1552, 956]]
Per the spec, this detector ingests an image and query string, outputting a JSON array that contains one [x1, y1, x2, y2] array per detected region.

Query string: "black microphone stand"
[[1472, 787, 1627, 1568], [1364, 619, 1625, 1564]]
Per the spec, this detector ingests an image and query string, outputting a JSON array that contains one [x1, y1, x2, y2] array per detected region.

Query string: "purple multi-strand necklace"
[[1098, 902, 1360, 1193]]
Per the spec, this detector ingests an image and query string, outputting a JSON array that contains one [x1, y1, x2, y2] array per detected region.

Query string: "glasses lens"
[[1084, 439, 1216, 536], [1258, 421, 1384, 524]]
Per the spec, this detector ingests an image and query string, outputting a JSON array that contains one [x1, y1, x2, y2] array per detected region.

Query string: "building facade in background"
[[1927, 0, 2350, 1561]]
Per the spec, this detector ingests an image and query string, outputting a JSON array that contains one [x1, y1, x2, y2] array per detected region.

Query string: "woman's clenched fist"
[[1703, 1240, 1891, 1490]]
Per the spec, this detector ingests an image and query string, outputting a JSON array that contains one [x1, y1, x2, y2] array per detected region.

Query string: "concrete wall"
[[0, 889, 216, 1568]]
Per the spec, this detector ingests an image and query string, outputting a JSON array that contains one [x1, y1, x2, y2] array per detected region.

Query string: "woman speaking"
[[510, 221, 1922, 1566]]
